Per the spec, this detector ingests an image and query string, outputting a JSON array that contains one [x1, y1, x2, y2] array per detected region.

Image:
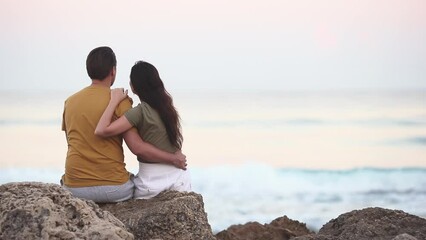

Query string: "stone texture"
[[100, 190, 215, 240], [291, 234, 338, 240], [217, 207, 426, 240], [3, 182, 426, 240], [392, 233, 419, 240], [293, 207, 426, 240], [215, 215, 312, 240], [0, 182, 133, 240]]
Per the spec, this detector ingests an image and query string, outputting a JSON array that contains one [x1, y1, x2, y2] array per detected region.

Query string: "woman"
[[95, 61, 191, 199]]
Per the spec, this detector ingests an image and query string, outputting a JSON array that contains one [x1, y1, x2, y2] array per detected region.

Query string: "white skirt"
[[133, 162, 192, 199]]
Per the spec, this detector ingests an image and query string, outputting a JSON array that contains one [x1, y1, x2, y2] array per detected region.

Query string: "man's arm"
[[123, 129, 187, 170]]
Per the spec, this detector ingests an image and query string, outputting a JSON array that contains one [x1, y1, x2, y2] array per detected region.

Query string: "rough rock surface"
[[293, 207, 426, 240], [215, 215, 312, 240], [392, 233, 420, 240], [0, 182, 133, 240], [100, 190, 215, 240], [3, 182, 425, 240]]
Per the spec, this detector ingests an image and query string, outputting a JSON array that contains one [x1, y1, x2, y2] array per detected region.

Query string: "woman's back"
[[125, 102, 177, 162], [126, 101, 191, 199]]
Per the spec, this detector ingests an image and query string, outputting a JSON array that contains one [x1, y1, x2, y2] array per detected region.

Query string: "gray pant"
[[62, 179, 135, 203]]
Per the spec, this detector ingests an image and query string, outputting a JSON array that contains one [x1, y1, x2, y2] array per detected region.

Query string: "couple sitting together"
[[61, 46, 191, 203]]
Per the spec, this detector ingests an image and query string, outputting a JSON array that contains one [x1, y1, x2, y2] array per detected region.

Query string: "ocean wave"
[[189, 165, 426, 231], [362, 189, 426, 196]]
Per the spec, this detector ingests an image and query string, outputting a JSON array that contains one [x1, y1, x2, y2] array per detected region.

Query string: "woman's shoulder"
[[138, 101, 158, 115], [131, 102, 149, 109], [138, 101, 153, 110]]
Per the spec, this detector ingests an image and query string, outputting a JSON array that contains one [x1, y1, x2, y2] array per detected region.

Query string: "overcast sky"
[[0, 0, 425, 92]]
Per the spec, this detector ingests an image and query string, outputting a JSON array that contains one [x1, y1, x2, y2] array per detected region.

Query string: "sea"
[[0, 89, 425, 232]]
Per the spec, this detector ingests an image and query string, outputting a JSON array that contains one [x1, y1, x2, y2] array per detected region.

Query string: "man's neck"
[[91, 78, 111, 88]]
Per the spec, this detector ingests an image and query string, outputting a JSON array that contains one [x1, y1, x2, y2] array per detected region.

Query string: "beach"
[[0, 89, 425, 232]]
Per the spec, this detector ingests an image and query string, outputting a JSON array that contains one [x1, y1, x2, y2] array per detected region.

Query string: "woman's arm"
[[95, 88, 132, 137], [95, 88, 187, 169]]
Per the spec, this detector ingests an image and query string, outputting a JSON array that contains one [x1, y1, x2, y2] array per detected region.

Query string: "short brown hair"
[[86, 46, 117, 80]]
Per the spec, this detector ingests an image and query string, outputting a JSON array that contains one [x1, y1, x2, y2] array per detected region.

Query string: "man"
[[61, 46, 186, 203]]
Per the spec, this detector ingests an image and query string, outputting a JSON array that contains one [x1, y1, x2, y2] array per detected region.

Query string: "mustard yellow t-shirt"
[[62, 85, 132, 187]]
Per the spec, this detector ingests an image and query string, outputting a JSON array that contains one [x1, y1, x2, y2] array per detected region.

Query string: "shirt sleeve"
[[115, 96, 133, 117], [124, 104, 143, 128]]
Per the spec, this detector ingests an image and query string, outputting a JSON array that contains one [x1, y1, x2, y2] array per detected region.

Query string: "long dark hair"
[[130, 61, 182, 149]]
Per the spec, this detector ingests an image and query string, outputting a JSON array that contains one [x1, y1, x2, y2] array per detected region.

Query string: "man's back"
[[62, 85, 132, 187]]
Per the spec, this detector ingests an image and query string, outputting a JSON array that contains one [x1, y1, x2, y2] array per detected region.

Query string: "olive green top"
[[125, 102, 177, 161]]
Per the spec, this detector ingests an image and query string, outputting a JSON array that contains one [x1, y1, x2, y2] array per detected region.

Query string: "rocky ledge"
[[99, 191, 215, 240], [0, 182, 133, 240], [217, 207, 426, 240], [292, 207, 426, 240], [1, 182, 426, 240], [0, 182, 215, 240]]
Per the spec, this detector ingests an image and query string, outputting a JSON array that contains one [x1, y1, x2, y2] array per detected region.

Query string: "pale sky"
[[0, 0, 425, 91]]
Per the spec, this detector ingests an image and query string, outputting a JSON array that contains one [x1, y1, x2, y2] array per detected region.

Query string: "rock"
[[218, 207, 426, 240], [392, 233, 419, 240], [293, 207, 426, 240], [100, 190, 215, 240], [0, 182, 133, 240], [3, 182, 425, 240], [1, 182, 215, 240], [291, 234, 338, 240], [215, 215, 312, 240]]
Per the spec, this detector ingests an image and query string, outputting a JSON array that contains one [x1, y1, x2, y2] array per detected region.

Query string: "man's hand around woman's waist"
[[173, 150, 187, 170]]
